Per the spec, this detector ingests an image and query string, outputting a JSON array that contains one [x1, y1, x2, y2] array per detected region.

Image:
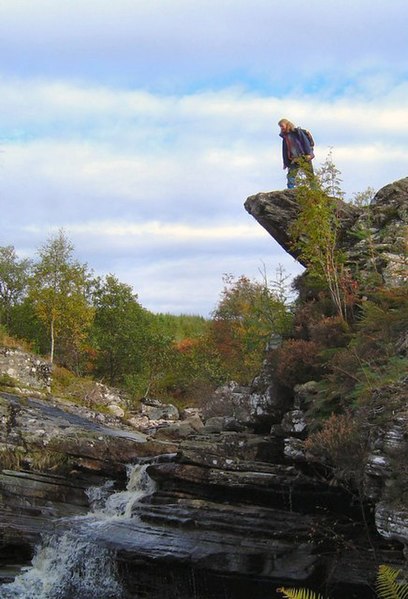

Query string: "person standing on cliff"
[[278, 118, 314, 189]]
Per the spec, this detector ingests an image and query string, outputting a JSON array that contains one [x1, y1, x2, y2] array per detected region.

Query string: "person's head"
[[278, 118, 295, 134]]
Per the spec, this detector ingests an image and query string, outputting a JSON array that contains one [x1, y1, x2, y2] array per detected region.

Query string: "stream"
[[1, 464, 155, 599]]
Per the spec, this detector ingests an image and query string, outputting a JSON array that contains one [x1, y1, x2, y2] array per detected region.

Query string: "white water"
[[1, 464, 156, 599]]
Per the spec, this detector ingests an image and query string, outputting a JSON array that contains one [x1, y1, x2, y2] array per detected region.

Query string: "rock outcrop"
[[0, 348, 51, 392], [245, 177, 408, 286], [242, 178, 408, 578], [0, 391, 177, 583]]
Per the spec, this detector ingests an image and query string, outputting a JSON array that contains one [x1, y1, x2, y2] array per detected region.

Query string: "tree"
[[290, 152, 354, 320], [91, 274, 151, 386], [210, 269, 292, 383], [0, 246, 32, 327], [28, 230, 94, 368]]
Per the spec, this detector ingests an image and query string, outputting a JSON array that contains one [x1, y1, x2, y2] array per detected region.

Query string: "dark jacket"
[[280, 128, 313, 169]]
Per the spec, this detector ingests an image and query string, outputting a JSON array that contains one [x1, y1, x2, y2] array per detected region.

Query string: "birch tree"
[[29, 230, 94, 367]]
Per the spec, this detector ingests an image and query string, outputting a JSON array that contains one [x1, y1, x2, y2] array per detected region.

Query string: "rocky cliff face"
[[243, 178, 408, 571], [0, 178, 407, 597], [244, 177, 408, 287]]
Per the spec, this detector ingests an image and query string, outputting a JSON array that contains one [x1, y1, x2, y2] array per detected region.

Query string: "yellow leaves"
[[276, 565, 408, 599], [376, 564, 408, 599], [277, 587, 327, 599]]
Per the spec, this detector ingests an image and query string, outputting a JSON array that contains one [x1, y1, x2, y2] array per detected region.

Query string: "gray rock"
[[245, 178, 408, 289], [281, 410, 307, 434], [203, 416, 224, 433], [108, 403, 125, 418], [0, 348, 51, 391], [375, 502, 408, 546], [284, 437, 306, 461], [141, 401, 179, 421], [294, 381, 319, 410]]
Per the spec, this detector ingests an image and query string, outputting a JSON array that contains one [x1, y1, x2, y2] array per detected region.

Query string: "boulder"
[[141, 398, 179, 421], [0, 348, 51, 391]]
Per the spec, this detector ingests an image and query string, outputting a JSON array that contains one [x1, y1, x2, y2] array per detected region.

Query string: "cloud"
[[0, 0, 407, 91], [0, 0, 407, 314]]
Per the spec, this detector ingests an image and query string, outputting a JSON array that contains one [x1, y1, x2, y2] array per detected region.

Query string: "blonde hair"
[[278, 118, 295, 131]]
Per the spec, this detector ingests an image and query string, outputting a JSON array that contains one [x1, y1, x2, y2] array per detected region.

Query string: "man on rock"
[[278, 118, 314, 189]]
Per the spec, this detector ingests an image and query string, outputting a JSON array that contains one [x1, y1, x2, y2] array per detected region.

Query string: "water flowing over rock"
[[0, 177, 407, 597], [1, 383, 405, 597], [1, 464, 155, 598]]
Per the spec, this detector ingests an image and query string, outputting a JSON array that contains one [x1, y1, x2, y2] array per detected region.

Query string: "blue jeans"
[[287, 168, 297, 189], [287, 161, 314, 189]]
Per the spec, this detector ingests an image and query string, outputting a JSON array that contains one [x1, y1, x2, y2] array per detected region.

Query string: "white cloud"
[[0, 0, 407, 314], [1, 0, 407, 90]]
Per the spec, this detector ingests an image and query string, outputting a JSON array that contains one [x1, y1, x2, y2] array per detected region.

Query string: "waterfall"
[[1, 464, 156, 599]]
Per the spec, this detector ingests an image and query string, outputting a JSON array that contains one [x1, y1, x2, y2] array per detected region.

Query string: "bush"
[[274, 339, 322, 389], [308, 315, 349, 348], [0, 325, 33, 352], [0, 373, 20, 389], [304, 412, 367, 481]]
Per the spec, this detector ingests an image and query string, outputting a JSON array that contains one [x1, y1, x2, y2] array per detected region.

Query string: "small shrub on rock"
[[274, 339, 322, 390], [304, 412, 367, 481], [308, 316, 349, 348]]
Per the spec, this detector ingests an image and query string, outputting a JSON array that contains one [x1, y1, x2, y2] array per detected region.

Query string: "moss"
[[0, 444, 73, 474], [0, 446, 26, 470], [25, 449, 70, 472], [0, 373, 20, 390]]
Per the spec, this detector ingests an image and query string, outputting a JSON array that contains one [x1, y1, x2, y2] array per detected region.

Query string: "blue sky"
[[1, 0, 407, 315]]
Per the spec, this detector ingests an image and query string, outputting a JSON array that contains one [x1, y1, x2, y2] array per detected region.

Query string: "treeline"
[[0, 231, 292, 405]]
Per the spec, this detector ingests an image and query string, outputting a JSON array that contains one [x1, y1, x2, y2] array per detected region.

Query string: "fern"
[[277, 587, 327, 599], [376, 565, 408, 599], [277, 565, 408, 599]]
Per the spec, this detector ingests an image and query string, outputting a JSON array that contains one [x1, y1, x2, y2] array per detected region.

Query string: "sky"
[[1, 0, 407, 316]]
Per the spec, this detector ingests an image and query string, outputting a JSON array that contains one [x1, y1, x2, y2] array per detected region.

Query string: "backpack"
[[296, 127, 315, 148]]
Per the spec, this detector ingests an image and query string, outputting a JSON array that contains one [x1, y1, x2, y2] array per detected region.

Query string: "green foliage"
[[28, 229, 94, 368], [358, 288, 408, 344], [152, 312, 209, 341], [91, 274, 151, 386], [0, 373, 19, 390], [50, 364, 78, 394], [277, 587, 326, 599], [376, 565, 408, 599], [290, 152, 355, 321], [123, 330, 177, 401], [351, 186, 376, 207], [347, 356, 408, 405], [124, 330, 228, 407], [277, 565, 408, 599], [321, 287, 408, 407], [0, 245, 32, 328], [211, 269, 293, 383], [6, 299, 48, 354]]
